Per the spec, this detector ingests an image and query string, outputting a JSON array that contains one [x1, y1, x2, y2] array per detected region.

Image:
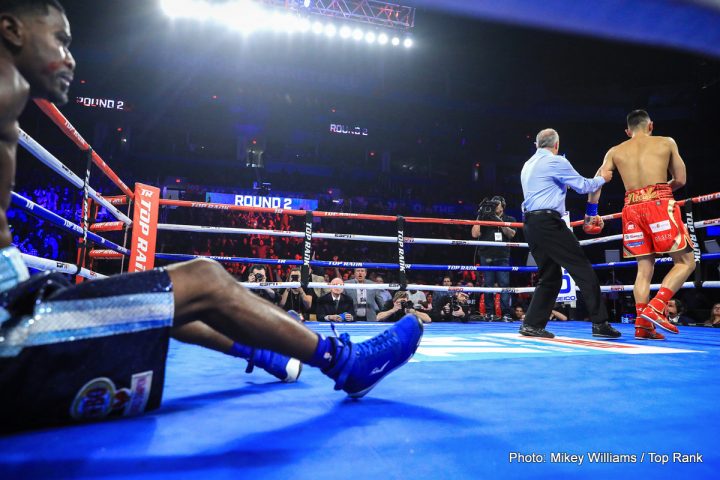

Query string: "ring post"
[[397, 216, 408, 290], [301, 211, 313, 289], [683, 198, 703, 288], [74, 147, 93, 282], [128, 184, 160, 273]]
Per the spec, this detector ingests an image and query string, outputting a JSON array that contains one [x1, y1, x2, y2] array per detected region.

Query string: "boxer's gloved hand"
[[583, 215, 604, 234], [583, 203, 603, 235]]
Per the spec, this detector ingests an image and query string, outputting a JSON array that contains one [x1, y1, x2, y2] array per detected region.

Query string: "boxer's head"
[[0, 0, 75, 104], [625, 109, 653, 137]]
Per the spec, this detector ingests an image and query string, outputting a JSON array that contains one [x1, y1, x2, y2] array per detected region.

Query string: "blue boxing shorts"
[[0, 246, 174, 432]]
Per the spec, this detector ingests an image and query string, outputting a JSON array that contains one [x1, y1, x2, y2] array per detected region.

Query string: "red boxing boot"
[[634, 317, 666, 341], [640, 299, 679, 334]]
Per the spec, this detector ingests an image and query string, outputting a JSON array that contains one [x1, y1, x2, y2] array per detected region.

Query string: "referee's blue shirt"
[[520, 148, 606, 215]]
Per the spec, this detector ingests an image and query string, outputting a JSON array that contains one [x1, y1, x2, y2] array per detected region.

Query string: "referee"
[[519, 128, 620, 339]]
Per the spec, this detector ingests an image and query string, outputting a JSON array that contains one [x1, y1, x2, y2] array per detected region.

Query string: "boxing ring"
[[1, 100, 719, 479]]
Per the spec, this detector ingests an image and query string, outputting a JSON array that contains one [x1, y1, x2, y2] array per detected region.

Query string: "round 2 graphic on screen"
[[76, 97, 126, 110]]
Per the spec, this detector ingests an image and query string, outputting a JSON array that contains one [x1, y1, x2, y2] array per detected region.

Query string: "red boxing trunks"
[[622, 183, 693, 258]]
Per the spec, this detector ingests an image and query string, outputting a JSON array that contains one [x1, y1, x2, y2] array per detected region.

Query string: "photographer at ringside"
[[471, 196, 517, 318], [246, 264, 278, 304], [433, 291, 471, 322], [377, 291, 432, 324], [279, 266, 313, 321]]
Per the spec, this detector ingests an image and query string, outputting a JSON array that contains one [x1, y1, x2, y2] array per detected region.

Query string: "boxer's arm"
[[588, 148, 616, 204], [667, 137, 686, 191]]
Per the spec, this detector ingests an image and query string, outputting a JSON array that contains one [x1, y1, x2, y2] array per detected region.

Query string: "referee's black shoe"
[[592, 322, 622, 338], [519, 324, 555, 338]]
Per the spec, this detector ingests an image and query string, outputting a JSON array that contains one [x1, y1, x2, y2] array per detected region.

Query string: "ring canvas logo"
[[411, 334, 702, 362]]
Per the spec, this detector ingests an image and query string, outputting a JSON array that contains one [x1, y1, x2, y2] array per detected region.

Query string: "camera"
[[400, 300, 414, 310], [291, 274, 300, 281], [477, 196, 505, 219], [450, 295, 461, 312], [251, 273, 263, 282]]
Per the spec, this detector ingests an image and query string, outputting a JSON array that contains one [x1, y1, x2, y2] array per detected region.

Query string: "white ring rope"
[[21, 253, 106, 280], [18, 129, 132, 225], [157, 223, 528, 248], [241, 281, 720, 294], [158, 217, 720, 249]]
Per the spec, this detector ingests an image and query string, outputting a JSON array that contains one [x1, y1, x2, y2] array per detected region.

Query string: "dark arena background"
[[2, 1, 720, 478]]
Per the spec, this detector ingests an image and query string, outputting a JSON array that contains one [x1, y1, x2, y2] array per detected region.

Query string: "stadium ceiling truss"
[[256, 0, 415, 30]]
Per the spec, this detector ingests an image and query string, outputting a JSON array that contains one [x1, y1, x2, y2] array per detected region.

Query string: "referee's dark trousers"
[[523, 210, 608, 328]]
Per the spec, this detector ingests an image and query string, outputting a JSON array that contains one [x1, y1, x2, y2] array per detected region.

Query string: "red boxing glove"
[[583, 215, 604, 235]]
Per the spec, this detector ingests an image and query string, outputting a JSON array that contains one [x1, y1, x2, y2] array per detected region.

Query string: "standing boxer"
[[587, 110, 695, 340]]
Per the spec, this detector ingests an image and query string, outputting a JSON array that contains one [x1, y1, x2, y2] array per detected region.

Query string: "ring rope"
[[158, 198, 524, 228], [155, 217, 719, 249], [239, 280, 720, 294], [156, 223, 529, 248], [18, 129, 131, 224], [11, 192, 129, 256], [150, 252, 720, 273], [32, 99, 134, 199], [20, 252, 105, 280], [159, 191, 720, 231]]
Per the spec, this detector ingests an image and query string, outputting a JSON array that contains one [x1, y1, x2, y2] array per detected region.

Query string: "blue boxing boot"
[[309, 314, 424, 398], [230, 343, 302, 383]]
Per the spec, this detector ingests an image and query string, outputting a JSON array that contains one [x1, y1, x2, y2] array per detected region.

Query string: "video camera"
[[477, 196, 506, 219]]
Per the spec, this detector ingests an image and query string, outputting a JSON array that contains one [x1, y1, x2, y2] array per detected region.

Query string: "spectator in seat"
[[667, 298, 693, 326], [704, 303, 720, 327], [316, 278, 356, 322]]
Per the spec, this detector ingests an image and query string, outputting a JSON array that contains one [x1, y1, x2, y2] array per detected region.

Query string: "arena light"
[[159, 1, 415, 49], [221, 6, 267, 33], [271, 12, 298, 33], [160, 0, 195, 19], [297, 17, 311, 32], [339, 25, 352, 39], [352, 28, 364, 41]]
